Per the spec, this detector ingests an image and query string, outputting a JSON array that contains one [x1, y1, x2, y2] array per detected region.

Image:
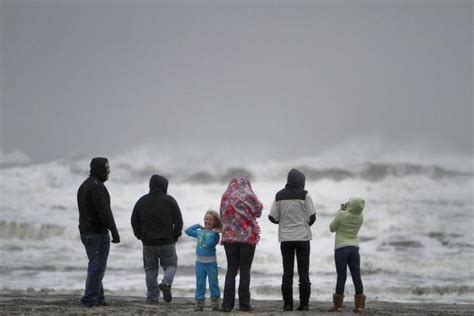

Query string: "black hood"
[[149, 174, 168, 194], [285, 168, 305, 189], [90, 157, 109, 182]]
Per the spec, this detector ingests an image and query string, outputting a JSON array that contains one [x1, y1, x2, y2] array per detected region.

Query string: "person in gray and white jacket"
[[269, 168, 316, 312]]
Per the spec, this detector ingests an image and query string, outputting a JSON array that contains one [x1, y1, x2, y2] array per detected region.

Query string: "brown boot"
[[353, 294, 366, 313], [328, 293, 344, 312]]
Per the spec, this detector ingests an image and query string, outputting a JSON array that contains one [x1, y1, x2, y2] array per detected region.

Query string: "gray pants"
[[143, 244, 177, 302]]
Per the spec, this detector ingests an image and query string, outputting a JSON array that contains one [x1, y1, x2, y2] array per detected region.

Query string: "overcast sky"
[[0, 0, 472, 163]]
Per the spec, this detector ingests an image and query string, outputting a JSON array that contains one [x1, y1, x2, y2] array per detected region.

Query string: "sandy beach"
[[0, 292, 472, 315]]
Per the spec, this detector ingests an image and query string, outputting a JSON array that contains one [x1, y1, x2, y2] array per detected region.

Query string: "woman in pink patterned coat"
[[219, 175, 263, 312]]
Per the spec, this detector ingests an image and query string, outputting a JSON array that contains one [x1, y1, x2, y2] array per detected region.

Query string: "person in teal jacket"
[[329, 197, 366, 313], [185, 210, 222, 311]]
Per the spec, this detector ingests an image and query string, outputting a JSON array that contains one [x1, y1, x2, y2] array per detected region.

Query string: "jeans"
[[80, 233, 110, 307], [222, 243, 256, 309], [143, 244, 178, 302], [280, 241, 311, 306], [195, 261, 220, 300], [334, 246, 363, 295]]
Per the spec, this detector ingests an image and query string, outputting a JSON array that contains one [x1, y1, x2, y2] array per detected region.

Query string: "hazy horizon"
[[0, 0, 472, 163]]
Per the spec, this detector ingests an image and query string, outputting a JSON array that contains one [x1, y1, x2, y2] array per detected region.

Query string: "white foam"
[[0, 146, 472, 303]]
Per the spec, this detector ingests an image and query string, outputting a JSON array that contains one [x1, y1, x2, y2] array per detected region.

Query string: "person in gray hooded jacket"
[[269, 169, 316, 311]]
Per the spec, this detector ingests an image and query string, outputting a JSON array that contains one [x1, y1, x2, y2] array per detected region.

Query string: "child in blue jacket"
[[185, 210, 222, 311]]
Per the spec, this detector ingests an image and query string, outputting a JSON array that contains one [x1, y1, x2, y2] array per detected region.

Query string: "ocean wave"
[[0, 150, 31, 168], [93, 161, 472, 184], [114, 165, 254, 183], [0, 221, 65, 240], [299, 162, 473, 182], [377, 239, 424, 251], [428, 232, 474, 249], [412, 285, 474, 296]]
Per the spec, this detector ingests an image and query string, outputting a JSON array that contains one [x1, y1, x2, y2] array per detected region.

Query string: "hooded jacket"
[[131, 174, 183, 246], [269, 169, 317, 242], [77, 157, 120, 241], [329, 197, 365, 249], [220, 175, 263, 245]]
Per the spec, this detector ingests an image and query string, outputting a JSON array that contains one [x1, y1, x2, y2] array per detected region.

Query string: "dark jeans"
[[334, 246, 363, 295], [222, 243, 256, 309], [143, 244, 178, 302], [80, 233, 110, 307], [280, 241, 311, 306]]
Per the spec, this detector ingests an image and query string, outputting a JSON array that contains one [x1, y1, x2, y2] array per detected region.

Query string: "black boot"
[[281, 284, 293, 311], [297, 282, 311, 311]]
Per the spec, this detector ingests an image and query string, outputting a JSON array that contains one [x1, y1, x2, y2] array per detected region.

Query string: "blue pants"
[[334, 246, 363, 295], [143, 244, 178, 302], [80, 233, 110, 307], [195, 261, 220, 300]]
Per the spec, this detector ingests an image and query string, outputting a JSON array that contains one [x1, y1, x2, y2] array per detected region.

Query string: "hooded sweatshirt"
[[131, 174, 183, 246], [329, 197, 365, 249], [77, 157, 120, 240], [269, 169, 317, 242], [220, 175, 263, 245]]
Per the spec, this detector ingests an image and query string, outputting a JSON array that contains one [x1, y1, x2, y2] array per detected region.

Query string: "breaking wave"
[[412, 285, 474, 296], [0, 221, 65, 240], [106, 161, 472, 184], [0, 150, 31, 168]]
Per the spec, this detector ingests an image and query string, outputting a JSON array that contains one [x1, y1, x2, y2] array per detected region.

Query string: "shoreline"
[[0, 293, 473, 315]]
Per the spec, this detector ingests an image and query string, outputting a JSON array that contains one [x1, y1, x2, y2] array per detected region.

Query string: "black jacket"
[[131, 174, 183, 246], [77, 158, 120, 240]]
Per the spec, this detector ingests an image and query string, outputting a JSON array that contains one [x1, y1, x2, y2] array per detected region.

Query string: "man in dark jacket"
[[131, 174, 183, 304], [77, 157, 120, 307]]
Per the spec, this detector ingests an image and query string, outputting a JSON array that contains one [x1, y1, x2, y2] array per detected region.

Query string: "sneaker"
[[146, 299, 159, 305], [159, 283, 172, 303], [96, 301, 108, 307]]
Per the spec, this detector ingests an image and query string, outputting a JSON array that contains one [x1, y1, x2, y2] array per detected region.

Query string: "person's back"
[[270, 169, 316, 242], [131, 174, 183, 304], [219, 175, 263, 312], [328, 197, 366, 313], [220, 175, 263, 245], [131, 175, 183, 245], [268, 168, 316, 311], [329, 198, 364, 249]]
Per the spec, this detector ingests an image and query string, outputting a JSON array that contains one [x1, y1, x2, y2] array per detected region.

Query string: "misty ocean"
[[1, 145, 473, 304]]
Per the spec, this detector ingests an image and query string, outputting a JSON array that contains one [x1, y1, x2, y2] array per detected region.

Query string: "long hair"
[[205, 209, 223, 232]]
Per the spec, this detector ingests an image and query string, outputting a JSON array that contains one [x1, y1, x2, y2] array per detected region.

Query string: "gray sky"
[[0, 0, 472, 163]]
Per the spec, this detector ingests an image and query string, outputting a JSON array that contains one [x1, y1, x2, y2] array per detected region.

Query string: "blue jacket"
[[185, 224, 220, 257]]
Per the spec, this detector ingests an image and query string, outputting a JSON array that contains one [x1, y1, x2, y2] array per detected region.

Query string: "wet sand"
[[0, 293, 473, 315]]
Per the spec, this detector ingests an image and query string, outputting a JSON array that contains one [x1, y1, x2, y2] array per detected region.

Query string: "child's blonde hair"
[[205, 210, 222, 231]]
